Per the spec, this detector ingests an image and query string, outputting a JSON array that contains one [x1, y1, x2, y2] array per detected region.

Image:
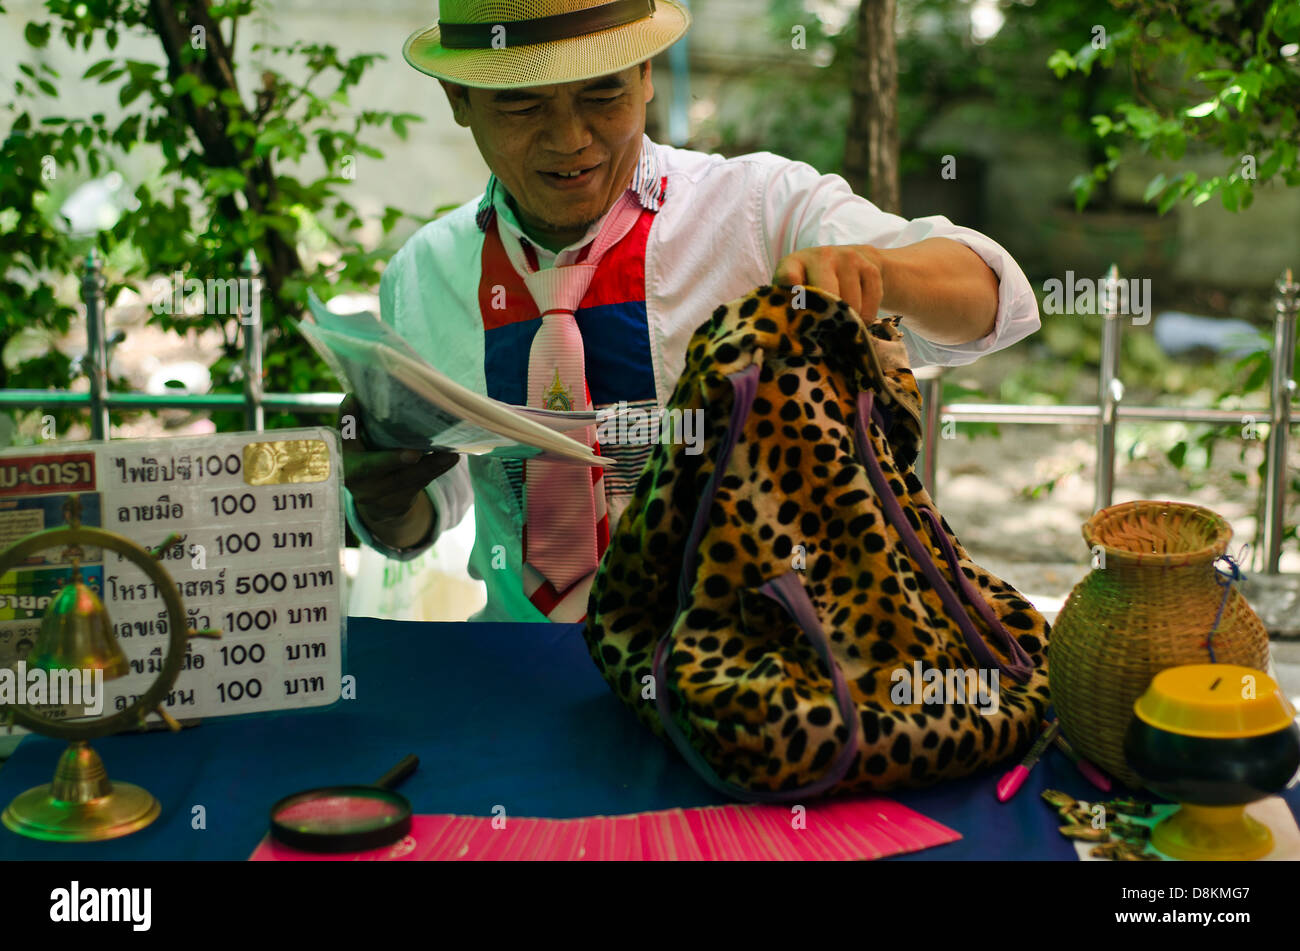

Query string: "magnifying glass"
[[269, 754, 418, 853]]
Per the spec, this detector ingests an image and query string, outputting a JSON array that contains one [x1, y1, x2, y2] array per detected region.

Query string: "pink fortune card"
[[549, 819, 588, 860], [665, 809, 706, 861], [474, 819, 526, 860], [426, 815, 476, 860], [635, 811, 661, 860], [583, 814, 639, 860], [747, 806, 806, 861], [249, 796, 959, 861]]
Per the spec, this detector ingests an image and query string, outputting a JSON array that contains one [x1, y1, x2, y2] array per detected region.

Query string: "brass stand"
[[0, 498, 214, 842], [1151, 803, 1274, 862], [2, 741, 160, 841]]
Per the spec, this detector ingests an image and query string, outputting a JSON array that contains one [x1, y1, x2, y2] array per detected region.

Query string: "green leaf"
[[1184, 101, 1217, 118], [24, 22, 50, 48], [318, 133, 337, 167], [1237, 71, 1262, 100], [205, 167, 247, 197], [1221, 180, 1240, 212], [1243, 356, 1271, 392], [1069, 173, 1095, 212], [1047, 49, 1076, 79], [83, 59, 115, 80], [1192, 178, 1220, 207], [1143, 173, 1168, 204], [119, 82, 145, 108], [1166, 441, 1187, 469]]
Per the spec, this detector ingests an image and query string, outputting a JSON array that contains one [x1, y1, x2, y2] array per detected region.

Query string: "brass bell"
[[28, 565, 129, 680], [2, 497, 208, 842], [2, 561, 161, 841]]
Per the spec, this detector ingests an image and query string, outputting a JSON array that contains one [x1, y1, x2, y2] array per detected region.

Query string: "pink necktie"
[[506, 192, 643, 619]]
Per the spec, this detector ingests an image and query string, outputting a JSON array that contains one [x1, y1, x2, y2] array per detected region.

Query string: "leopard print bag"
[[584, 284, 1051, 801]]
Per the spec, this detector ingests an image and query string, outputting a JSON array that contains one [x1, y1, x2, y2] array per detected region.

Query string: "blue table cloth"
[[1, 617, 1294, 860]]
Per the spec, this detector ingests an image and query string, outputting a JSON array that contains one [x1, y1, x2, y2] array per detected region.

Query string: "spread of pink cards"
[[249, 797, 959, 861]]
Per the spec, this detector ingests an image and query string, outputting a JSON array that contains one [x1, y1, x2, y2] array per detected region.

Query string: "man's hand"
[[339, 394, 459, 549], [774, 239, 1001, 346], [773, 245, 886, 322]]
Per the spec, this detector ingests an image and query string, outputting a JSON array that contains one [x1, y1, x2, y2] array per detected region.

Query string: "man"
[[342, 0, 1040, 623]]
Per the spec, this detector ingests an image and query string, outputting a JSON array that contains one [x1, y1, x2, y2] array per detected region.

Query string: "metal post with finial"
[[81, 249, 110, 441], [1262, 267, 1298, 574], [1095, 263, 1125, 513], [915, 365, 943, 503], [241, 249, 265, 432]]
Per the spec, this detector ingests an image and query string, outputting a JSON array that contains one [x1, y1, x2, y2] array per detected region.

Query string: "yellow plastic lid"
[[1133, 664, 1298, 739]]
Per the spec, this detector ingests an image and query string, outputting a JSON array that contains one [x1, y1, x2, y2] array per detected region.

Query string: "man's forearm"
[[871, 237, 1000, 346], [358, 490, 436, 550]]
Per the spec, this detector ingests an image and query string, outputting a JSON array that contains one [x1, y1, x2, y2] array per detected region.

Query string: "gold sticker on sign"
[[243, 440, 331, 485]]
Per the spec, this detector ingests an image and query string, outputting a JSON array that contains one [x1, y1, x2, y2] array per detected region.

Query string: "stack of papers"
[[298, 291, 609, 467]]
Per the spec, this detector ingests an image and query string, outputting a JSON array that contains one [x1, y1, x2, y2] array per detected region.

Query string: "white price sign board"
[[0, 428, 345, 724]]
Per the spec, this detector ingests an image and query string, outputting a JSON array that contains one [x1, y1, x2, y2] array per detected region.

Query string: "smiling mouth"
[[541, 164, 601, 183]]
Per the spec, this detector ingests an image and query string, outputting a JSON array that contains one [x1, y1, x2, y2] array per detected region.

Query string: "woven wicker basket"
[[1049, 500, 1270, 787]]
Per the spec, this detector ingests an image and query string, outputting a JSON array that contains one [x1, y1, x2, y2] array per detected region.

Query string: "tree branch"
[[147, 0, 302, 312]]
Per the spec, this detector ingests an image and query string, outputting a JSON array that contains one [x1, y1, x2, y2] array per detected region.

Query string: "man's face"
[[442, 63, 653, 250]]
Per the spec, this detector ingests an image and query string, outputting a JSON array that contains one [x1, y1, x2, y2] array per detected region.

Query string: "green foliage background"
[[2, 0, 429, 438], [1, 0, 1297, 548]]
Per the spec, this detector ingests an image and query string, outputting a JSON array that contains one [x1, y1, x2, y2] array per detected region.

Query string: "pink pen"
[[1049, 723, 1112, 793], [996, 720, 1061, 802]]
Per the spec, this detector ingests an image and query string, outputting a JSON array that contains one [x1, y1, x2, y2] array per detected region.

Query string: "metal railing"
[[2, 254, 1298, 571], [915, 265, 1299, 574], [3, 249, 339, 427]]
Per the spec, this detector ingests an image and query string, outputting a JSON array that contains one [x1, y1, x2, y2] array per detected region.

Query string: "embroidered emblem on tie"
[[543, 368, 574, 412]]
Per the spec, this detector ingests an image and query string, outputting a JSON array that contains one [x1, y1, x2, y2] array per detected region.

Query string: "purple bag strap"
[[854, 389, 1034, 683], [918, 507, 1035, 679], [656, 363, 861, 801], [676, 364, 762, 611]]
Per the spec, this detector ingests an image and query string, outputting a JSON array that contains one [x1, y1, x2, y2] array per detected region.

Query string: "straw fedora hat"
[[403, 0, 691, 89]]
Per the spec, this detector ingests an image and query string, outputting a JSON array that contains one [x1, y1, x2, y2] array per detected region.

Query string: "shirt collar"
[[474, 133, 665, 234]]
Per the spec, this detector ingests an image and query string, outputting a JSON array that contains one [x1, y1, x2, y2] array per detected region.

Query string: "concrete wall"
[[916, 102, 1300, 293]]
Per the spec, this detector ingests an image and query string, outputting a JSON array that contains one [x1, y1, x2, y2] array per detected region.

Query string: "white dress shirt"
[[345, 135, 1040, 621]]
